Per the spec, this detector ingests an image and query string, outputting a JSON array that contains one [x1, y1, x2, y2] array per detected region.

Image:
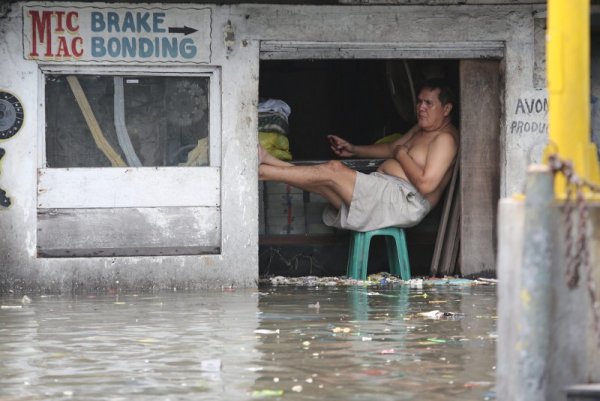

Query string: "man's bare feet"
[[258, 144, 268, 165], [258, 144, 295, 168]]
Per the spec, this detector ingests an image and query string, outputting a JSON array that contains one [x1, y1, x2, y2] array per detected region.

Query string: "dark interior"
[[259, 59, 459, 160]]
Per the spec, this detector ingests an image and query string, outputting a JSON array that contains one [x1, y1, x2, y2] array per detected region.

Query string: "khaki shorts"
[[322, 172, 431, 232]]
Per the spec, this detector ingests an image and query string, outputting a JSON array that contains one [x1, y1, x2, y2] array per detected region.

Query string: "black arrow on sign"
[[168, 26, 198, 36]]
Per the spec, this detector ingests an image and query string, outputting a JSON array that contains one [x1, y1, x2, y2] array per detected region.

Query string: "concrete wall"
[[0, 1, 545, 292], [0, 2, 261, 293]]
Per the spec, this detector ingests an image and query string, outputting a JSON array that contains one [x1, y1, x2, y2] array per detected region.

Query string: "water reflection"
[[0, 284, 496, 400], [252, 285, 496, 401]]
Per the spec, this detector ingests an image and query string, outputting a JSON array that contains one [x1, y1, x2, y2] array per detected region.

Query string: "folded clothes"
[[259, 131, 292, 161], [258, 111, 289, 135], [258, 99, 292, 158], [258, 99, 291, 118]]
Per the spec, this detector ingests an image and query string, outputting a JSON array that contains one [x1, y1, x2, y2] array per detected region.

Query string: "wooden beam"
[[459, 59, 500, 277], [430, 161, 460, 276]]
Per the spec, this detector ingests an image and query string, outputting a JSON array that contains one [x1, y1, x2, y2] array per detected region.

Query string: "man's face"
[[416, 88, 452, 131]]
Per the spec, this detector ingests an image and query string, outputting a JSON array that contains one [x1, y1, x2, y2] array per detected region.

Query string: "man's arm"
[[395, 132, 457, 195], [328, 125, 418, 159]]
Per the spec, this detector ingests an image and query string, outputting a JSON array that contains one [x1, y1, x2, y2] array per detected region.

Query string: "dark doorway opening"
[[258, 58, 462, 278]]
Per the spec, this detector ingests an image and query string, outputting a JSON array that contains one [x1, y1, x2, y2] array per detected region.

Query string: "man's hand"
[[328, 135, 355, 157], [392, 144, 410, 160]]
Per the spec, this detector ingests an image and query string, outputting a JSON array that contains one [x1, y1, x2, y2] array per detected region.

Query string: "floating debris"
[[464, 381, 493, 388], [1, 305, 22, 309], [428, 278, 475, 286], [418, 310, 463, 320], [408, 278, 424, 288], [251, 389, 284, 397], [476, 278, 499, 285], [259, 274, 493, 288], [419, 310, 444, 319], [136, 338, 158, 344], [254, 329, 280, 335], [200, 359, 222, 372], [308, 301, 320, 309], [269, 276, 289, 286]]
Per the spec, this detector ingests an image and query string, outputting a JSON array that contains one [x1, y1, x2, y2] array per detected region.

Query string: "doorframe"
[[259, 40, 505, 277]]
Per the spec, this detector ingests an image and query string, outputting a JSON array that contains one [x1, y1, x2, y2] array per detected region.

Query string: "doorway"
[[258, 50, 501, 278]]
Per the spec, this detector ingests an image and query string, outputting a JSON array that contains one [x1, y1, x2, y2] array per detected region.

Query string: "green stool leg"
[[359, 231, 375, 280], [385, 236, 402, 276], [346, 232, 356, 278], [390, 228, 410, 280], [347, 232, 366, 279]]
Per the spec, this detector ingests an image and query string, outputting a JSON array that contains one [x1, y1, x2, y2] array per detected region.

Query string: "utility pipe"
[[546, 0, 600, 197]]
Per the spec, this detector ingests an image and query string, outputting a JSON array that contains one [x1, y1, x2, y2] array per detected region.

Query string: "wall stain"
[[0, 148, 10, 208]]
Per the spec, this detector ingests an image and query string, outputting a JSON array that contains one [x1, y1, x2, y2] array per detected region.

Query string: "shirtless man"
[[258, 79, 458, 232]]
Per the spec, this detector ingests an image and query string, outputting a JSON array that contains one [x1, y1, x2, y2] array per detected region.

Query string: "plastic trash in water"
[[254, 329, 280, 335], [408, 278, 424, 288], [251, 389, 284, 397], [418, 310, 463, 320], [200, 359, 221, 372], [200, 359, 222, 381]]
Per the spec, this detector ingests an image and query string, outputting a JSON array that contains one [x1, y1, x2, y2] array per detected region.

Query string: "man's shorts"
[[322, 171, 431, 232]]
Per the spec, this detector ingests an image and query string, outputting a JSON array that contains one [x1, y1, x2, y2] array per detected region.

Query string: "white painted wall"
[[0, 1, 546, 292]]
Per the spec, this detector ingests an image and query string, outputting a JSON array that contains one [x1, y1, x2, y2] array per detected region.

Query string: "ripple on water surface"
[[0, 284, 497, 401]]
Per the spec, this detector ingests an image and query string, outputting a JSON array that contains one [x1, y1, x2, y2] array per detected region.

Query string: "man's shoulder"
[[433, 126, 458, 146], [439, 122, 458, 136]]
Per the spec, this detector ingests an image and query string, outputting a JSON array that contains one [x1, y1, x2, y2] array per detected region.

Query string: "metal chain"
[[548, 154, 600, 348]]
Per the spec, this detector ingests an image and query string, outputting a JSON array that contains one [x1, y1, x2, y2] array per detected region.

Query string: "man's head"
[[415, 79, 456, 131]]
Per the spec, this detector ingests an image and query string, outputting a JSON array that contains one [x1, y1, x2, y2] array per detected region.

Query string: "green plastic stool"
[[346, 227, 411, 281]]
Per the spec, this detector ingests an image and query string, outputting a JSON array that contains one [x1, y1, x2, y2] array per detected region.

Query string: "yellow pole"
[[546, 0, 600, 198]]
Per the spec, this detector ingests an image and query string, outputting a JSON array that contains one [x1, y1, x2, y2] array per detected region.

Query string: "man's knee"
[[323, 159, 346, 173], [321, 160, 355, 184]]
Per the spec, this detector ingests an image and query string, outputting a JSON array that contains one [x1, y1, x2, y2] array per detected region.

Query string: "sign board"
[[22, 4, 211, 64]]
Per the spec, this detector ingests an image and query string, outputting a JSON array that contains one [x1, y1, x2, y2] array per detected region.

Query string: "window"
[[44, 72, 217, 168]]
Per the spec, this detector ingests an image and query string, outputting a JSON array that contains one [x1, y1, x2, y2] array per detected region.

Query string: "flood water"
[[0, 283, 497, 401]]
